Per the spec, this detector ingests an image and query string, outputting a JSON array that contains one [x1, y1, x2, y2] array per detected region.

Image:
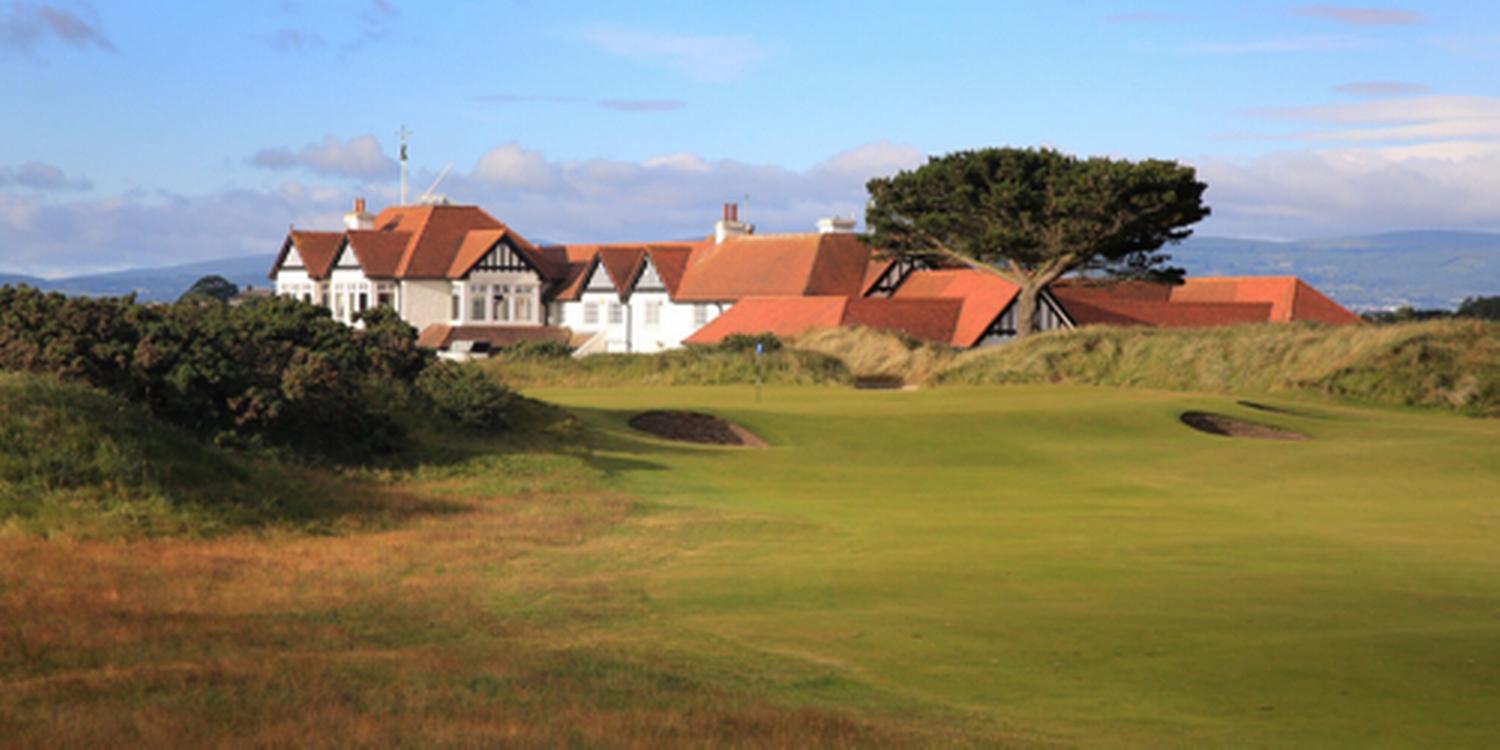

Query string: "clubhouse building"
[[270, 199, 1357, 357]]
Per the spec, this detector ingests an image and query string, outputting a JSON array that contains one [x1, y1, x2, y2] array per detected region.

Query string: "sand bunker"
[[1180, 411, 1307, 441], [629, 410, 768, 448]]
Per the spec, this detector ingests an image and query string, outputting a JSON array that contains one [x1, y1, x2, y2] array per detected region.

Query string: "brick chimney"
[[343, 197, 375, 231], [714, 202, 753, 244]]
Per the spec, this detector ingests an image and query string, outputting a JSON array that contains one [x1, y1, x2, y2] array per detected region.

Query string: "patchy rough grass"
[[788, 326, 958, 385], [939, 319, 1500, 415], [0, 383, 1002, 748], [479, 346, 851, 389]]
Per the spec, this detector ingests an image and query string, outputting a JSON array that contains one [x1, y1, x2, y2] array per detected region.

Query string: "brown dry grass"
[[788, 326, 959, 385], [0, 446, 993, 748]]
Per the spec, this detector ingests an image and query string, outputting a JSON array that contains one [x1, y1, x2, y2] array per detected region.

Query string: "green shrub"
[[504, 339, 575, 359], [417, 362, 516, 432], [716, 333, 783, 353], [0, 285, 415, 462]]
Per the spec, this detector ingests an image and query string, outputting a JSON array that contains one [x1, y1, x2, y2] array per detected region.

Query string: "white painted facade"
[[551, 256, 724, 354], [273, 246, 321, 304]]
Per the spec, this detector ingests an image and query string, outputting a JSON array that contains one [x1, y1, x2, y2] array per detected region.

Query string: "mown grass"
[[538, 384, 1500, 748], [939, 319, 1500, 415], [479, 346, 851, 389]]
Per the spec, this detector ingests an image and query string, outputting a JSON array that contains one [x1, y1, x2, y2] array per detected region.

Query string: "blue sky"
[[4, 1, 1500, 275]]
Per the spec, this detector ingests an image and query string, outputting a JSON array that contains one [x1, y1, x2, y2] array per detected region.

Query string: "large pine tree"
[[863, 147, 1210, 337]]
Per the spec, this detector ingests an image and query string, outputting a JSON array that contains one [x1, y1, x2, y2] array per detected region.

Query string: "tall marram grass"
[[789, 326, 959, 385], [480, 346, 852, 388], [937, 319, 1500, 416]]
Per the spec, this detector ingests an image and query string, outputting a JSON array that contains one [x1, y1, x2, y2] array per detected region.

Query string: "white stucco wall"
[[400, 279, 452, 331]]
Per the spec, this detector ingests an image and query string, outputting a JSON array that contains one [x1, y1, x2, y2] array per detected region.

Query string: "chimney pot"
[[731, 203, 739, 222], [354, 197, 366, 213]]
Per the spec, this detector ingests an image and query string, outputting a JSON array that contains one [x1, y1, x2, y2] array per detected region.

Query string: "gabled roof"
[[539, 244, 604, 301], [269, 230, 343, 280], [891, 269, 1022, 347], [647, 245, 695, 295], [598, 246, 647, 297], [344, 230, 410, 278], [861, 259, 896, 295], [673, 233, 872, 302]]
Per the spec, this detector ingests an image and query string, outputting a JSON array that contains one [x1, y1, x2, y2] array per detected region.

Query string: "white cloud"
[[578, 25, 767, 83], [471, 143, 555, 189], [1199, 145, 1500, 237], [251, 134, 397, 181]]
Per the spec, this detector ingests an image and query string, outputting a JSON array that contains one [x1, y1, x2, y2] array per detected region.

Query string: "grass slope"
[[0, 373, 444, 538], [938, 319, 1500, 415], [538, 384, 1500, 747], [482, 347, 850, 389]]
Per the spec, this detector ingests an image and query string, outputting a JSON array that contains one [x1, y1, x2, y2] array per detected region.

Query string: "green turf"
[[533, 384, 1500, 748]]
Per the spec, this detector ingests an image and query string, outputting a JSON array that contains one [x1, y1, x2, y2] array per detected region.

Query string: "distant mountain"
[[4, 255, 271, 303], [1172, 230, 1500, 310]]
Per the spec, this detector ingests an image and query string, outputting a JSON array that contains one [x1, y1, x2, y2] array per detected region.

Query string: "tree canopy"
[[180, 274, 240, 303], [864, 147, 1210, 336]]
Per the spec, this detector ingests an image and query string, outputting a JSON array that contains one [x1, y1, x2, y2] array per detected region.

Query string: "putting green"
[[533, 384, 1500, 747]]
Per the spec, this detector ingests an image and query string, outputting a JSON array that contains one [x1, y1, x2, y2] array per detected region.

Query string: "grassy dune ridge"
[[480, 346, 851, 389], [788, 319, 1500, 415]]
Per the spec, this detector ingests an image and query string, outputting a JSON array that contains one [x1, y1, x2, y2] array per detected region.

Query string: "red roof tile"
[[843, 298, 964, 344], [646, 245, 695, 295], [1052, 276, 1360, 328], [673, 233, 873, 302], [376, 205, 505, 278], [1055, 296, 1274, 327], [598, 246, 647, 297], [344, 230, 410, 278], [891, 269, 1021, 347], [270, 230, 343, 280], [683, 296, 848, 345]]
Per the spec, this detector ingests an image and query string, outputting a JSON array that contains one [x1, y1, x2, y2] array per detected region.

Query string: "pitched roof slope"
[[1057, 297, 1274, 328], [891, 269, 1022, 347], [645, 245, 696, 295], [683, 296, 848, 345], [344, 230, 410, 278], [598, 246, 648, 296], [269, 230, 343, 279], [673, 233, 873, 302], [377, 205, 505, 278], [1051, 276, 1359, 328], [416, 324, 572, 350], [843, 298, 964, 344]]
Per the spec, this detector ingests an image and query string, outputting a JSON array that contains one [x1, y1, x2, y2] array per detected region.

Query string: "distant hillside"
[[1174, 230, 1500, 310], [4, 254, 269, 302]]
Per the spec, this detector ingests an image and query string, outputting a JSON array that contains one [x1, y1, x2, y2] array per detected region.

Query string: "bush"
[[0, 286, 413, 462], [504, 339, 575, 359], [716, 333, 783, 353], [417, 362, 515, 432]]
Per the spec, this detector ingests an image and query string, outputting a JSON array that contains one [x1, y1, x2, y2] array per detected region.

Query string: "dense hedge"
[[0, 286, 440, 461]]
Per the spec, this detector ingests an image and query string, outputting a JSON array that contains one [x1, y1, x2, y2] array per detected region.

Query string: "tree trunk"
[[1013, 284, 1041, 339]]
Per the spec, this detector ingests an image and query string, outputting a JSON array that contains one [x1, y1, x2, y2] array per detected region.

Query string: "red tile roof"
[[844, 298, 964, 343], [683, 296, 848, 345], [1051, 276, 1360, 328], [598, 246, 648, 297], [269, 230, 343, 280], [1056, 296, 1274, 328], [861, 259, 896, 295], [344, 230, 410, 278], [377, 204, 507, 278], [646, 245, 695, 295], [416, 324, 572, 350], [891, 269, 1021, 347], [673, 233, 872, 301], [684, 295, 965, 346]]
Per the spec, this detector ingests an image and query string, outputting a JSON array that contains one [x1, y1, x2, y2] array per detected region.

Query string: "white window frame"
[[584, 301, 599, 325]]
